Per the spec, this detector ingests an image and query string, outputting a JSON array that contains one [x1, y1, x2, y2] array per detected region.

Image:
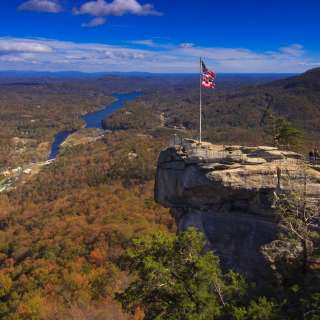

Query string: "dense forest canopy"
[[0, 70, 319, 319]]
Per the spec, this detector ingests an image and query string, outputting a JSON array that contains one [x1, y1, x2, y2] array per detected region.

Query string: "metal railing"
[[188, 148, 228, 161], [169, 134, 183, 147], [168, 134, 320, 166], [169, 135, 239, 161], [306, 158, 320, 166]]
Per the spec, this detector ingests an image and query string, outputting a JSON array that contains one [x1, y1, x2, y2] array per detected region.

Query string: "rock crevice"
[[155, 139, 320, 279]]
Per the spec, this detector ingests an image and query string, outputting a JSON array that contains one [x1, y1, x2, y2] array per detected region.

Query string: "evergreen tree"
[[116, 228, 278, 320], [261, 109, 304, 148]]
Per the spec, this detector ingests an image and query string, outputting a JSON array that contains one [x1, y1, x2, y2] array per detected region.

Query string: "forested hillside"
[[0, 130, 174, 319], [0, 71, 319, 319], [0, 81, 113, 168], [104, 69, 320, 151], [0, 73, 291, 169]]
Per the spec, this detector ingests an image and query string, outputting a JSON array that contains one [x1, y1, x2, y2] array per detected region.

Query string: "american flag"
[[201, 60, 216, 89]]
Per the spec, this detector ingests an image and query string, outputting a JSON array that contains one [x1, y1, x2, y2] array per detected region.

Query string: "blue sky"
[[0, 0, 319, 73]]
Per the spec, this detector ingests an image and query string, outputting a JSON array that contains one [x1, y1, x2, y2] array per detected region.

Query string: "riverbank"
[[0, 91, 143, 193], [48, 91, 143, 160]]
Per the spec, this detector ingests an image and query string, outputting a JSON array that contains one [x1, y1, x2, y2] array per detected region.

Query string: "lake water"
[[48, 91, 142, 160], [48, 130, 75, 160]]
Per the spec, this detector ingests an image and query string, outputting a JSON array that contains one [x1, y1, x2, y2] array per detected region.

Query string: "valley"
[[0, 71, 319, 319]]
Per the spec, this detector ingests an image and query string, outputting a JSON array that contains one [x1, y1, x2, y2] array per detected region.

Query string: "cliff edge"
[[155, 138, 320, 280]]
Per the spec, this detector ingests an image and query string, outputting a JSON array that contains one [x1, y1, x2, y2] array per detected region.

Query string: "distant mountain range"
[[268, 67, 320, 91], [0, 70, 296, 79], [0, 70, 147, 79], [213, 68, 320, 138], [147, 67, 320, 149]]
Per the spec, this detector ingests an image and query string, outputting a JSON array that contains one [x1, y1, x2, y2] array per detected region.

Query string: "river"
[[48, 91, 142, 160]]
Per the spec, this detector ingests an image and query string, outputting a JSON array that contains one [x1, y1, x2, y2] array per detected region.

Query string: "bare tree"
[[274, 163, 320, 273]]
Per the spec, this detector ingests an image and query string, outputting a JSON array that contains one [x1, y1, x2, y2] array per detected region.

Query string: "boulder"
[[155, 140, 320, 280]]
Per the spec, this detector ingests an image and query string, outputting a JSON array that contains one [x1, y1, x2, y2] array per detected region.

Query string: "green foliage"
[[230, 297, 279, 320], [117, 228, 222, 319], [261, 107, 304, 148], [246, 297, 278, 320], [117, 228, 278, 320], [302, 292, 320, 320], [276, 119, 304, 146]]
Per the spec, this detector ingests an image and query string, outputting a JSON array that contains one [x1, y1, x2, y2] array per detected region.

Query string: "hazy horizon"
[[0, 69, 299, 75]]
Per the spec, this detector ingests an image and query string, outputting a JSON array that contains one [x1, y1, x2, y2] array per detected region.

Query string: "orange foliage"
[[133, 307, 144, 320], [0, 130, 175, 319], [90, 247, 106, 265]]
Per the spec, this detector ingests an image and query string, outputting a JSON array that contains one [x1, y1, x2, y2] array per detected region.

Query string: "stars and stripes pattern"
[[201, 60, 216, 89]]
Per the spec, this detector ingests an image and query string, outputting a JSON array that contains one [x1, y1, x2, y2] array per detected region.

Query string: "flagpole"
[[199, 57, 202, 144]]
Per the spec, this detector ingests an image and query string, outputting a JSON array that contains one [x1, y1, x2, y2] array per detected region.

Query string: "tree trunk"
[[302, 239, 308, 274]]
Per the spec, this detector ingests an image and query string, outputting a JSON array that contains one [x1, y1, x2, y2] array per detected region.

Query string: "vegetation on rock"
[[117, 228, 282, 320], [0, 71, 320, 319]]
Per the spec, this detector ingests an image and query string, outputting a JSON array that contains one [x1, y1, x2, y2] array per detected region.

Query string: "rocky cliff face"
[[155, 139, 320, 280]]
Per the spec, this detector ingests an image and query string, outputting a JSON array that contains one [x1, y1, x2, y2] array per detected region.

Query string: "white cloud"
[[179, 43, 194, 49], [0, 53, 40, 64], [299, 62, 320, 67], [82, 17, 107, 27], [0, 37, 317, 73], [128, 39, 156, 47], [0, 38, 53, 54], [18, 0, 62, 13], [73, 0, 161, 17], [279, 44, 304, 57], [127, 39, 174, 50]]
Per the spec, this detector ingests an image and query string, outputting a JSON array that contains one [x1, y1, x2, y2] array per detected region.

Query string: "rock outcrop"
[[155, 138, 320, 280]]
